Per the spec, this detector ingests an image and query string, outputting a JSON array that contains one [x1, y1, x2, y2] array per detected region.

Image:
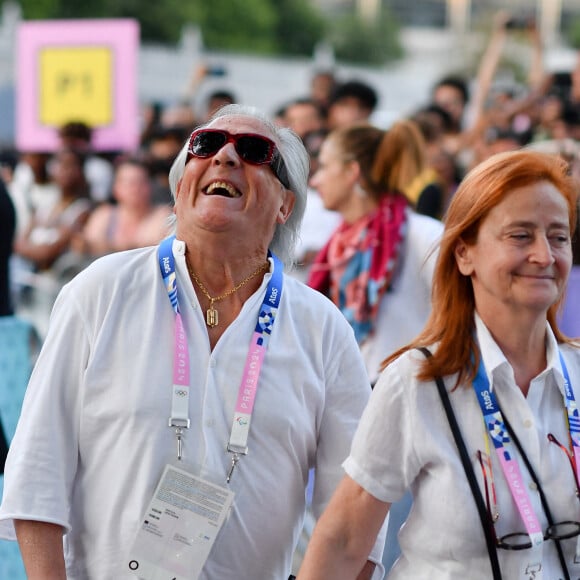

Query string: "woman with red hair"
[[299, 149, 580, 579]]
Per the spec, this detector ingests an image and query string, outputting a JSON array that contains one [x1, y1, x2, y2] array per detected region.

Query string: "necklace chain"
[[187, 260, 269, 328]]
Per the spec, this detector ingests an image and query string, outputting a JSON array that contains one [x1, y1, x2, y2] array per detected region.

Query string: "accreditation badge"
[[127, 463, 235, 580]]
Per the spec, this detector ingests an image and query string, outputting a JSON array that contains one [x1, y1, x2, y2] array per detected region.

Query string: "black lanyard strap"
[[418, 347, 503, 580]]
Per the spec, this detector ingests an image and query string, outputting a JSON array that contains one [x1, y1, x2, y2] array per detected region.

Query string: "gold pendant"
[[206, 306, 218, 327]]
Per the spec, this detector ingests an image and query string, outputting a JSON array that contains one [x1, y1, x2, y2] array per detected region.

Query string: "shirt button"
[[191, 301, 198, 310], [209, 359, 216, 368], [523, 419, 533, 428], [529, 482, 538, 491]]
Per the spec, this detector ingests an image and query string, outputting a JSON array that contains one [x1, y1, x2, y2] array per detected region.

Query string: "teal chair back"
[[0, 316, 36, 580]]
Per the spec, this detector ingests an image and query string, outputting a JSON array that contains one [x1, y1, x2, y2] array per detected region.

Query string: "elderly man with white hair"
[[0, 105, 385, 580]]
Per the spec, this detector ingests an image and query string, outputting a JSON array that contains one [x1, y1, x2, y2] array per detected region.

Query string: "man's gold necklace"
[[187, 261, 269, 328]]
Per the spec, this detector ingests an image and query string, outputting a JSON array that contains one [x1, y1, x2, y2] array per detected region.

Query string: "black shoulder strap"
[[417, 347, 502, 580], [0, 415, 8, 474]]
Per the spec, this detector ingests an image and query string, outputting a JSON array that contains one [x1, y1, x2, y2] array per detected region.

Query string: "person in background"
[[326, 80, 379, 130], [306, 121, 443, 573], [139, 100, 165, 148], [10, 148, 92, 338], [470, 126, 527, 169], [412, 105, 461, 214], [278, 97, 336, 282], [298, 149, 580, 579], [302, 129, 328, 176], [310, 69, 337, 112], [0, 176, 15, 474], [308, 120, 443, 385], [431, 11, 545, 172], [0, 104, 385, 580], [180, 63, 236, 124], [142, 125, 189, 205], [432, 75, 470, 136], [558, 101, 580, 141], [79, 156, 171, 257], [5, 151, 61, 316], [291, 125, 341, 283], [155, 102, 196, 136], [204, 89, 237, 121], [58, 121, 114, 204], [389, 119, 446, 221], [0, 177, 15, 316], [14, 147, 92, 272], [6, 152, 60, 236], [279, 98, 327, 140]]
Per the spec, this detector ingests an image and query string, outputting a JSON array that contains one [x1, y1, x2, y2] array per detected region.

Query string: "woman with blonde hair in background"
[[307, 119, 443, 385], [306, 120, 443, 572]]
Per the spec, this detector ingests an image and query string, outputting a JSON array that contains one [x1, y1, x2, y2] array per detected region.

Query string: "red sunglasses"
[[187, 129, 290, 189]]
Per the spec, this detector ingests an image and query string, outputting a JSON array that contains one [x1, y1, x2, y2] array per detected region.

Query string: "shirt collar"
[[473, 312, 566, 395]]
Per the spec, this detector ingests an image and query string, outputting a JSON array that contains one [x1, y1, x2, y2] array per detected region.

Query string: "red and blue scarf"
[[308, 194, 408, 344]]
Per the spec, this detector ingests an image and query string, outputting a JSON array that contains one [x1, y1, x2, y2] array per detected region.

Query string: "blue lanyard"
[[558, 351, 580, 484], [159, 235, 190, 455], [473, 348, 580, 547], [157, 235, 284, 478]]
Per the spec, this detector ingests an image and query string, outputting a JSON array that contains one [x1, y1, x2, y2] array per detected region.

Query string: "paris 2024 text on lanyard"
[[127, 235, 283, 580]]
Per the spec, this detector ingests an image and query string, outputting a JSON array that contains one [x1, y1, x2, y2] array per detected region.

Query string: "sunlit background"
[[0, 0, 579, 147]]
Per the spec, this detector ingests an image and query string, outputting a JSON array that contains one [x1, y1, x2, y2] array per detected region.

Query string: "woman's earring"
[[354, 182, 367, 198]]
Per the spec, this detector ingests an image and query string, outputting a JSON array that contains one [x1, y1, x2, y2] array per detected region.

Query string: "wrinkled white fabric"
[[346, 314, 580, 579], [1, 239, 384, 579]]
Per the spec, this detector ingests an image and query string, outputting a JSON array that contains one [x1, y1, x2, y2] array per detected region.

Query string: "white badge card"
[[127, 464, 235, 580]]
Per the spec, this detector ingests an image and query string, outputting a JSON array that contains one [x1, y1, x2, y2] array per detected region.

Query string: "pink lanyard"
[[158, 237, 284, 483]]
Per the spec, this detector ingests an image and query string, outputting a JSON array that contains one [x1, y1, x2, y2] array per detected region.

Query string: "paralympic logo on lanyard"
[[157, 235, 284, 474]]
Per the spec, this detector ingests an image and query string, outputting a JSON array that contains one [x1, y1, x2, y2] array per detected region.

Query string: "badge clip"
[[225, 443, 248, 484], [169, 418, 190, 461], [175, 427, 184, 461], [226, 453, 239, 484]]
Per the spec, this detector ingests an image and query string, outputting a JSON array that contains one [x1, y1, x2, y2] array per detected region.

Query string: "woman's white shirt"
[[345, 314, 580, 579]]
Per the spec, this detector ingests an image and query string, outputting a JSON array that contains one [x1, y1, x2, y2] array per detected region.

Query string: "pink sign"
[[17, 19, 139, 152]]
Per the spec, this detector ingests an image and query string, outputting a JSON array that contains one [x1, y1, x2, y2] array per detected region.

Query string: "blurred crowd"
[[1, 12, 580, 339], [2, 13, 580, 579]]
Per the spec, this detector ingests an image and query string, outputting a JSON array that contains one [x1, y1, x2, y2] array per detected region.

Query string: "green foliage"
[[272, 0, 326, 56], [12, 0, 62, 20], [563, 16, 580, 50], [185, 0, 326, 56], [110, 0, 187, 44], [3, 0, 401, 65], [327, 10, 404, 65], [12, 0, 188, 43], [187, 0, 278, 54]]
